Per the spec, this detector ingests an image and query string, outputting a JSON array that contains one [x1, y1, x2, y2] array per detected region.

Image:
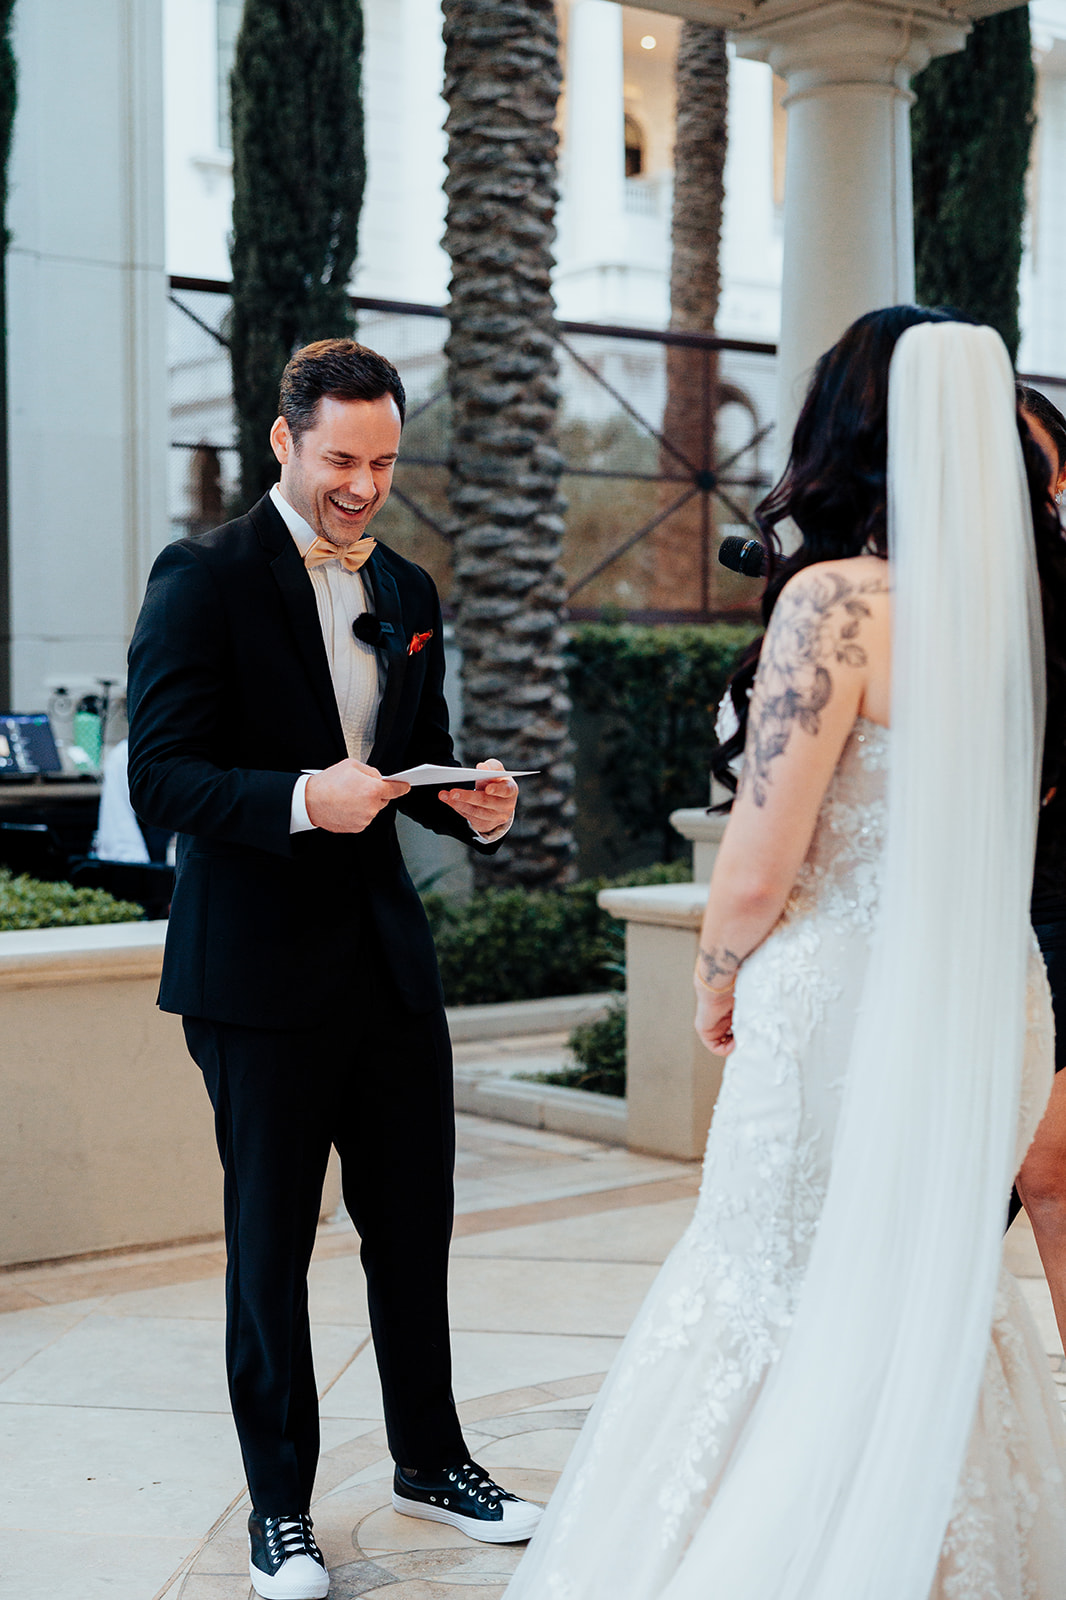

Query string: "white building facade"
[[164, 0, 788, 339], [165, 0, 1066, 363], [5, 0, 1065, 709]]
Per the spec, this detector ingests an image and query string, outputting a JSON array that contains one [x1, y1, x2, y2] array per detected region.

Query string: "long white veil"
[[658, 321, 1045, 1598]]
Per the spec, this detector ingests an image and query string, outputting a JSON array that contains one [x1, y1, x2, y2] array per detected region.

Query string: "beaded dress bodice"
[[785, 715, 889, 934]]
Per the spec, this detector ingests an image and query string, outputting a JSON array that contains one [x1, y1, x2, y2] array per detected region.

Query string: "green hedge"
[[0, 870, 144, 931], [567, 621, 758, 863], [424, 862, 690, 1007], [546, 1000, 626, 1097]]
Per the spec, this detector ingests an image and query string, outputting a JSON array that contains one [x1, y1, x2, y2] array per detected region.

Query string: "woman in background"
[[1015, 385, 1066, 1355]]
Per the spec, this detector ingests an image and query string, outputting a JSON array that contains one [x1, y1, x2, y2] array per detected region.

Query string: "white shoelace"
[[267, 1515, 321, 1564]]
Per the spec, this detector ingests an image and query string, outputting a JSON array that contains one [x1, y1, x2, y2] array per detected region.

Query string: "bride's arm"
[[696, 560, 889, 1054]]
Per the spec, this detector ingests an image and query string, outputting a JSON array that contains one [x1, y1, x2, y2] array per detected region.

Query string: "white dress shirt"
[[271, 485, 509, 844], [271, 485, 382, 832]]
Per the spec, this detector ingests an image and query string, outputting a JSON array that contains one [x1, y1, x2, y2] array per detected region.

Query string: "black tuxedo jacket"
[[127, 492, 494, 1028]]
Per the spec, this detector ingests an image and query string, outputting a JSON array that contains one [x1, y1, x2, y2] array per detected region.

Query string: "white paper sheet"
[[382, 764, 538, 786]]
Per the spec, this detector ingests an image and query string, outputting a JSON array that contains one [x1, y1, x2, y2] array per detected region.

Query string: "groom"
[[127, 339, 542, 1600]]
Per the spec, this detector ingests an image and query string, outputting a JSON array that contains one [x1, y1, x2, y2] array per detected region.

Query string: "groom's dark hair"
[[279, 339, 407, 445]]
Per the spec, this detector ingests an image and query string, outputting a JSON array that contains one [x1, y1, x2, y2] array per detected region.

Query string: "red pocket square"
[[407, 630, 433, 656]]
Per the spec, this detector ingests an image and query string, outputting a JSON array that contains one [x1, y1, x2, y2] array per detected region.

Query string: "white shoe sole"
[[392, 1488, 542, 1544], [248, 1554, 330, 1600]]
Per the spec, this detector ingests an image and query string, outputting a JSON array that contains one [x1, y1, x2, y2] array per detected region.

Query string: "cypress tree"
[[229, 0, 365, 506], [0, 0, 15, 707], [911, 5, 1035, 362]]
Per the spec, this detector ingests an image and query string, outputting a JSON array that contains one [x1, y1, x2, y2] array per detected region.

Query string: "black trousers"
[[183, 976, 467, 1515]]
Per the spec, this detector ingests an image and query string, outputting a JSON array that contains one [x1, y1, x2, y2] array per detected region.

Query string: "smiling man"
[[127, 341, 540, 1600]]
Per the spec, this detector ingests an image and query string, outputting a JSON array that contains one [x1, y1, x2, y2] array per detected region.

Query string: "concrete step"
[[454, 1073, 627, 1145], [445, 990, 616, 1041]]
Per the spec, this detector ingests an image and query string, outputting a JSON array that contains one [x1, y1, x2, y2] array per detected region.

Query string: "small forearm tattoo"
[[739, 570, 888, 807], [698, 945, 741, 987]]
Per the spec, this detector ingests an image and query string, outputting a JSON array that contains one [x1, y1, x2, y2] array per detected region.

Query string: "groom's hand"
[[438, 758, 518, 836], [305, 759, 411, 834]]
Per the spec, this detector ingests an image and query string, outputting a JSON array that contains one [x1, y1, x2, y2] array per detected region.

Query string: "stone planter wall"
[[0, 924, 339, 1269], [0, 847, 729, 1266], [597, 809, 723, 1161]]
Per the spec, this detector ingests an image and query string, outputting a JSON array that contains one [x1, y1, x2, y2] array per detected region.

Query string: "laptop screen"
[[0, 714, 63, 777]]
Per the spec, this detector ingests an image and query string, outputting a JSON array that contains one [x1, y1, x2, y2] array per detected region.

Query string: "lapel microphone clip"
[[352, 614, 395, 647]]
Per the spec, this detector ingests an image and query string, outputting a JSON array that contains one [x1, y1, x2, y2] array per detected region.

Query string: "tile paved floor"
[[0, 1111, 1060, 1599]]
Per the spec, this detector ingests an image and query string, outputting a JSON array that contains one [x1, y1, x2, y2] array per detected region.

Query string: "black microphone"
[[717, 535, 767, 578]]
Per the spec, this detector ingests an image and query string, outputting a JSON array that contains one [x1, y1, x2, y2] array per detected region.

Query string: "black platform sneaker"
[[247, 1511, 329, 1600], [392, 1459, 543, 1544]]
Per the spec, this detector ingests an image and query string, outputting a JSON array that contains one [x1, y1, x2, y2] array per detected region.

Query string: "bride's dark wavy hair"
[[712, 304, 1066, 804]]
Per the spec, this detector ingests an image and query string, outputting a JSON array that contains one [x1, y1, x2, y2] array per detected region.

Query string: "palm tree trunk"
[[441, 0, 575, 888], [648, 23, 728, 615]]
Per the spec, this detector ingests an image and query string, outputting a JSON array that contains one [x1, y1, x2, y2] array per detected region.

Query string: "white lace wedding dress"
[[504, 717, 1066, 1600]]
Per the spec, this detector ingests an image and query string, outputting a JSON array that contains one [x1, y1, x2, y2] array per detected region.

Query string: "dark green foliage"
[[229, 0, 365, 504], [423, 863, 690, 1007], [548, 1001, 626, 1097], [0, 870, 143, 931], [911, 7, 1035, 361], [567, 622, 759, 862]]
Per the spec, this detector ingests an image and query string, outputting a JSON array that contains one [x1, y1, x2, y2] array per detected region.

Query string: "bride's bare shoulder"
[[778, 554, 890, 602], [770, 557, 890, 639]]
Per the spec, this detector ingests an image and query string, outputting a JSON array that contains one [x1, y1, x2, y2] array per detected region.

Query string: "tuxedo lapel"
[[364, 551, 408, 767], [249, 495, 347, 759]]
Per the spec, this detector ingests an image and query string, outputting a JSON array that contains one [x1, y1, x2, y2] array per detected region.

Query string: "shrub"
[[0, 870, 144, 931], [545, 1001, 627, 1097], [567, 621, 759, 862], [425, 861, 690, 1007]]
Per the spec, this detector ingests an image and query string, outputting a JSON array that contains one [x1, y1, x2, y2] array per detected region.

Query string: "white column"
[[359, 0, 450, 305], [397, 0, 450, 304], [562, 0, 626, 272], [6, 0, 168, 707], [718, 52, 780, 341], [1018, 18, 1066, 377], [733, 5, 968, 456]]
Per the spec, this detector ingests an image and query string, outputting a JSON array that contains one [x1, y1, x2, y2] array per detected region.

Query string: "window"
[[217, 0, 244, 150], [624, 112, 646, 178]]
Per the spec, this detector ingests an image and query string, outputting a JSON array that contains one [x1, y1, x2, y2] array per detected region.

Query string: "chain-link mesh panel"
[[166, 282, 778, 618]]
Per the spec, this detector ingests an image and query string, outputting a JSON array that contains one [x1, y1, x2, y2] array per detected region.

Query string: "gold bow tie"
[[304, 536, 376, 573]]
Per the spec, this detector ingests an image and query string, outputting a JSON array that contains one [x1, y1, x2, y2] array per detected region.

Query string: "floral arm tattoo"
[[739, 570, 888, 809]]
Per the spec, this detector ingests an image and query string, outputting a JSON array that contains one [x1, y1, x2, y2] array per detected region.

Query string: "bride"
[[503, 311, 1066, 1599]]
